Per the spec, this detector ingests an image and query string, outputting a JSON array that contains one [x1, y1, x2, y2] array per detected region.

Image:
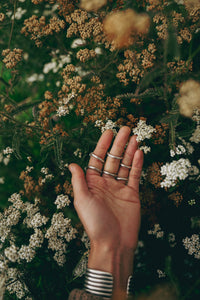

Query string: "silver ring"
[[87, 166, 102, 174], [116, 177, 128, 181], [89, 152, 104, 163], [120, 163, 131, 169], [103, 170, 116, 178], [107, 152, 123, 160]]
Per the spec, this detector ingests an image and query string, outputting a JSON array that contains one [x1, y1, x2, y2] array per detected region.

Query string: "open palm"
[[69, 127, 143, 250]]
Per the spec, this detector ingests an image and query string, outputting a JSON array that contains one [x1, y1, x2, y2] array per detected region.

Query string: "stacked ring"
[[120, 163, 131, 169], [107, 152, 123, 160], [87, 166, 102, 174], [116, 177, 128, 181], [90, 152, 105, 163], [103, 170, 117, 178]]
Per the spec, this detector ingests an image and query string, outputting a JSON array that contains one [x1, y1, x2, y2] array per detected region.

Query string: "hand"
[[69, 126, 143, 291]]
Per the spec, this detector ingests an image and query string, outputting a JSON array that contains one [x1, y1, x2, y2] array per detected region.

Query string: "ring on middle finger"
[[103, 170, 117, 178], [107, 152, 123, 160]]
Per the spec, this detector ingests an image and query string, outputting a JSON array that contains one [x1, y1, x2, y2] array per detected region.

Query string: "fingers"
[[69, 163, 90, 202], [86, 130, 113, 178], [103, 126, 131, 178], [127, 149, 144, 191]]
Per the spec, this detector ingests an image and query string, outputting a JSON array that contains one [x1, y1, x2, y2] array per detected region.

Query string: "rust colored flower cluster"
[[103, 9, 150, 49], [117, 44, 156, 85], [168, 191, 183, 207], [76, 48, 96, 62], [2, 48, 23, 69], [147, 162, 163, 188], [66, 9, 104, 43], [21, 15, 65, 47]]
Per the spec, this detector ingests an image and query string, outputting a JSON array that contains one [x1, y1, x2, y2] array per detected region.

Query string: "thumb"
[[69, 163, 90, 201]]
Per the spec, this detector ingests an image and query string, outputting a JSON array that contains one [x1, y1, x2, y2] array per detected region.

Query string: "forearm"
[[88, 242, 134, 299]]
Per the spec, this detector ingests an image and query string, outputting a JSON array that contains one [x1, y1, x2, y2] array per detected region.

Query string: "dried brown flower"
[[103, 9, 150, 48], [147, 162, 163, 188], [177, 79, 200, 118], [168, 191, 183, 207], [0, 13, 5, 22], [76, 48, 96, 62], [80, 0, 107, 12], [21, 15, 65, 47], [2, 48, 23, 69]]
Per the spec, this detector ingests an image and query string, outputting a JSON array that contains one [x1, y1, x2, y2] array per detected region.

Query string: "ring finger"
[[117, 135, 138, 183]]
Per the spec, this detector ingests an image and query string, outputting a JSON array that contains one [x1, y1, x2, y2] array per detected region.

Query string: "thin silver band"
[[120, 163, 131, 169], [103, 170, 116, 178], [87, 166, 102, 174], [90, 152, 105, 163], [116, 177, 128, 181], [107, 152, 123, 160]]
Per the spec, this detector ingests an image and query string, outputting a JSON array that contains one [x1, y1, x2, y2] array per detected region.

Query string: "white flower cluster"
[[178, 137, 194, 154], [183, 234, 200, 259], [190, 125, 200, 143], [132, 120, 156, 142], [188, 199, 196, 206], [0, 152, 10, 165], [95, 119, 117, 134], [170, 145, 186, 157], [56, 93, 75, 117], [45, 213, 77, 266], [3, 147, 13, 155], [139, 145, 151, 154], [6, 268, 29, 299], [43, 53, 71, 74], [157, 269, 166, 278], [160, 158, 191, 188], [26, 73, 44, 83], [148, 224, 164, 239], [55, 194, 71, 209], [40, 167, 54, 184], [74, 148, 82, 158]]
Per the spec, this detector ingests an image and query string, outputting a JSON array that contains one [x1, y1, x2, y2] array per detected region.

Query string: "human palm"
[[69, 127, 143, 251]]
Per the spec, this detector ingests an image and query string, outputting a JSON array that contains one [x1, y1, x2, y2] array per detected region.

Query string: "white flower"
[[139, 145, 151, 154], [190, 125, 200, 143], [3, 147, 13, 155], [157, 269, 166, 278], [30, 213, 49, 228], [18, 245, 36, 262], [132, 120, 156, 142], [183, 234, 200, 259], [55, 194, 71, 209], [0, 177, 4, 184], [56, 105, 69, 117], [71, 38, 86, 48], [188, 199, 196, 206], [4, 245, 19, 262], [41, 167, 49, 175], [74, 148, 82, 158], [148, 224, 164, 239], [160, 158, 191, 188], [29, 229, 44, 249]]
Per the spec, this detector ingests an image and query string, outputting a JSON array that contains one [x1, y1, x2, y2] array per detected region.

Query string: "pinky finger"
[[127, 149, 144, 192]]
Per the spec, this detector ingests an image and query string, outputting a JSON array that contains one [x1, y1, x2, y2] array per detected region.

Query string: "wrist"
[[88, 242, 135, 291]]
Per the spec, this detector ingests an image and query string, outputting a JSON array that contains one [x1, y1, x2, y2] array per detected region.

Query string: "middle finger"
[[103, 126, 131, 178]]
